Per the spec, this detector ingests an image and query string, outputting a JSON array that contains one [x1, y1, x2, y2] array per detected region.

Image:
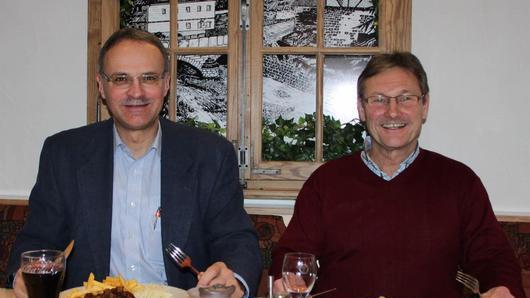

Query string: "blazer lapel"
[[77, 120, 114, 277], [160, 120, 195, 251]]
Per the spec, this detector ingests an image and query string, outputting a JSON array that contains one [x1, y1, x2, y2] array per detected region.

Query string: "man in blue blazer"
[[7, 28, 261, 298]]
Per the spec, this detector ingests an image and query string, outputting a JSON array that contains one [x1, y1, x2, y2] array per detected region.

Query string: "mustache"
[[122, 98, 152, 106]]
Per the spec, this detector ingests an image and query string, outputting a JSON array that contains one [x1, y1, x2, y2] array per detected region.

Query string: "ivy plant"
[[262, 113, 366, 161], [262, 114, 316, 161], [179, 118, 226, 136], [179, 113, 366, 162], [322, 115, 366, 161]]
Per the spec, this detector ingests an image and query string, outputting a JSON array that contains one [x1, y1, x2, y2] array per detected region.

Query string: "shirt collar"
[[113, 121, 162, 159], [361, 135, 420, 181]]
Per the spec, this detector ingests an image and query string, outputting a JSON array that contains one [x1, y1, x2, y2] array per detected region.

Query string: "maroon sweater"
[[270, 149, 524, 298]]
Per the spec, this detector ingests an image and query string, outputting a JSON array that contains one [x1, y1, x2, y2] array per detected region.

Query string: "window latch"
[[240, 0, 250, 31]]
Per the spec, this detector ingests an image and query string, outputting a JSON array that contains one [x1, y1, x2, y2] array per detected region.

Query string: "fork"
[[456, 270, 480, 298], [165, 243, 201, 275]]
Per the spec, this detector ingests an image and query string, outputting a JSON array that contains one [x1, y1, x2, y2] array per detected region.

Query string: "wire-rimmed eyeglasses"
[[363, 94, 425, 108], [100, 72, 166, 88]]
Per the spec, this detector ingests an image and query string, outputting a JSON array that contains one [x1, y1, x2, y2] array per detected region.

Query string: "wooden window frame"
[[86, 0, 411, 199], [244, 0, 411, 198]]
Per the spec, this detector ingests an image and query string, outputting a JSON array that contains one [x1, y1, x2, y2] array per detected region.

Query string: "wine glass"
[[21, 249, 66, 298], [281, 252, 317, 298]]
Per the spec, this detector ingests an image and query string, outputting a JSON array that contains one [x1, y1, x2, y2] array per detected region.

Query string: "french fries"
[[66, 273, 144, 298]]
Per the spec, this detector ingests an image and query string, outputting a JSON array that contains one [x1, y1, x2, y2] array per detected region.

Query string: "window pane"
[[121, 0, 170, 47], [178, 0, 228, 48], [176, 54, 228, 136], [263, 0, 317, 47], [323, 55, 369, 160], [324, 0, 378, 48], [262, 55, 316, 161]]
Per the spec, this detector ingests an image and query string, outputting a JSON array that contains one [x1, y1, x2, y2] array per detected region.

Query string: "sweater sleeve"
[[269, 175, 324, 280], [459, 176, 525, 297]]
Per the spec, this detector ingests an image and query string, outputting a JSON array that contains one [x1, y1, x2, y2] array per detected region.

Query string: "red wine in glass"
[[21, 250, 65, 298]]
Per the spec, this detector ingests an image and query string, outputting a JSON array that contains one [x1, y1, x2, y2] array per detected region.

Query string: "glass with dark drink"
[[21, 250, 65, 298]]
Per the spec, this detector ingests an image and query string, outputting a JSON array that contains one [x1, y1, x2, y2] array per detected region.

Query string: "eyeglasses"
[[100, 72, 166, 88], [363, 94, 424, 108]]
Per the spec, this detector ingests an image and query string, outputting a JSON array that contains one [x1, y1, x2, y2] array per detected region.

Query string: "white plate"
[[60, 284, 189, 298]]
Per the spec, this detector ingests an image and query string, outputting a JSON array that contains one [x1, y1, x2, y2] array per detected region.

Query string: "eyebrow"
[[370, 89, 416, 96]]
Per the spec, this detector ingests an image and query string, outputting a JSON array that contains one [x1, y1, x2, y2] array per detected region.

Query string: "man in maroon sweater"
[[270, 52, 525, 298]]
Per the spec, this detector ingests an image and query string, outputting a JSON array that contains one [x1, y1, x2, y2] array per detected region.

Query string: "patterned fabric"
[[500, 222, 530, 297], [0, 205, 27, 287], [0, 205, 27, 221], [248, 214, 286, 297]]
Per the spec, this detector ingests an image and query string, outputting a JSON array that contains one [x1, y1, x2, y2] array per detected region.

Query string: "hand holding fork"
[[456, 270, 518, 298], [166, 243, 245, 298]]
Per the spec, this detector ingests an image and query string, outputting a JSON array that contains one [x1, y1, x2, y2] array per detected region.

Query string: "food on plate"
[[83, 287, 134, 298], [132, 284, 173, 298], [64, 273, 171, 298]]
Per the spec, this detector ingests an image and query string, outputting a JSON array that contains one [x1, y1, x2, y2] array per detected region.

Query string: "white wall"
[[0, 1, 87, 197], [0, 1, 529, 214], [412, 0, 530, 214]]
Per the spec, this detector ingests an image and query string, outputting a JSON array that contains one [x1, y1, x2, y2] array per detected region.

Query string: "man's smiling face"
[[357, 67, 429, 158]]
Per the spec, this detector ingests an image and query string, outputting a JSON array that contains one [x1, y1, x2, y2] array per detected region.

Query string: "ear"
[[96, 74, 107, 100], [421, 93, 430, 123], [357, 97, 366, 122], [163, 74, 171, 96]]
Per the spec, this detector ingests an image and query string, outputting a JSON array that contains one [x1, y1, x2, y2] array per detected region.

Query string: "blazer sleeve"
[[6, 137, 70, 275], [203, 141, 262, 295]]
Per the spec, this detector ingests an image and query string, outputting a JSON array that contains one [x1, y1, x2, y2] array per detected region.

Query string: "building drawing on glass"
[[178, 0, 228, 48], [263, 0, 317, 47], [323, 55, 370, 124], [261, 54, 317, 161], [176, 55, 228, 135], [321, 55, 370, 160], [262, 54, 316, 126], [263, 0, 377, 48], [324, 0, 378, 47], [121, 0, 171, 47], [121, 0, 229, 48]]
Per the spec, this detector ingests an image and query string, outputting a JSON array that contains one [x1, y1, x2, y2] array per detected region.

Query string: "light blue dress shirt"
[[110, 125, 167, 283], [109, 124, 250, 296]]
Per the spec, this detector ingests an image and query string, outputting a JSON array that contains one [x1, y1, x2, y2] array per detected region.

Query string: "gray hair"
[[357, 52, 429, 99], [98, 28, 169, 74]]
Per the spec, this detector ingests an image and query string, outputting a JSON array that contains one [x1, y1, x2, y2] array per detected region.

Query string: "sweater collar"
[[360, 136, 420, 181]]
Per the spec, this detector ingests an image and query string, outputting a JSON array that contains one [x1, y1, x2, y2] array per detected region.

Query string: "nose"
[[385, 98, 399, 117], [126, 78, 145, 98]]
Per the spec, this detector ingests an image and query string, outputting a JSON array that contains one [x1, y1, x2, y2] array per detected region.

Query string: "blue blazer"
[[7, 118, 262, 294]]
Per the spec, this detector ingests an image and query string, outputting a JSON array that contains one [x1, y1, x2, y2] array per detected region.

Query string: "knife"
[[308, 288, 337, 298]]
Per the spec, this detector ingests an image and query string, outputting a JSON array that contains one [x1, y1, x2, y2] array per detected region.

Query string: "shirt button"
[[130, 265, 136, 271], [130, 202, 136, 207]]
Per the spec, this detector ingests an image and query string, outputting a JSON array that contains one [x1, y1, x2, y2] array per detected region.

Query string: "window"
[[87, 0, 411, 198]]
